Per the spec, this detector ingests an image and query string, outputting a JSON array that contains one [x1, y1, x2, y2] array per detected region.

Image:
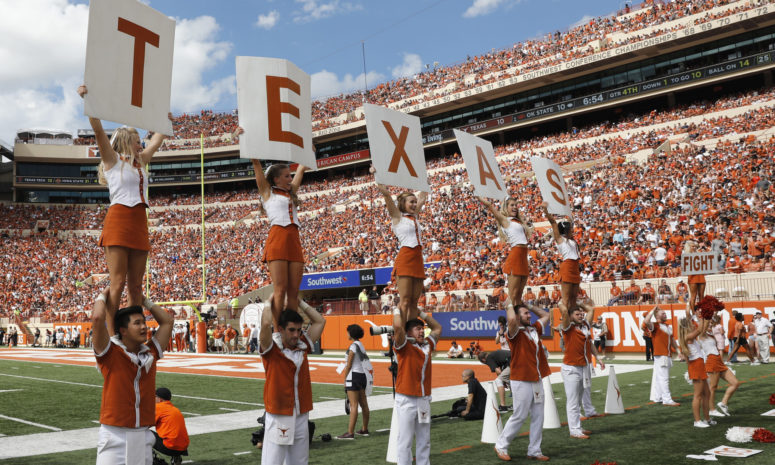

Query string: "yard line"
[[0, 373, 262, 406], [376, 428, 391, 432], [181, 412, 201, 416], [0, 414, 61, 431], [233, 451, 252, 456], [219, 408, 240, 412], [0, 389, 23, 393], [320, 396, 340, 400]]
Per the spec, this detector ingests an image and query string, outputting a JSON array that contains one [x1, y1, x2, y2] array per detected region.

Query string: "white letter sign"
[[681, 252, 718, 276], [453, 129, 506, 200], [364, 104, 429, 192], [236, 56, 315, 168], [83, 0, 175, 135], [531, 156, 572, 217]]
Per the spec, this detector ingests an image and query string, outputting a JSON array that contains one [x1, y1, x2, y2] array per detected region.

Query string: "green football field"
[[1, 357, 774, 464]]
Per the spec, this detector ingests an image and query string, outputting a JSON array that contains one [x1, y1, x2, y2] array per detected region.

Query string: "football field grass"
[[1, 357, 774, 464]]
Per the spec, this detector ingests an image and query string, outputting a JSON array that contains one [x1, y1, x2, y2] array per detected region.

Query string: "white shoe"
[[694, 420, 710, 428], [717, 402, 730, 416], [709, 409, 725, 417], [707, 419, 717, 426], [751, 361, 761, 366]]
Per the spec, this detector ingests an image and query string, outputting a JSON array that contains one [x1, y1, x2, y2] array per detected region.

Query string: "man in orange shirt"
[[91, 289, 173, 465], [392, 305, 442, 465], [607, 282, 622, 306], [153, 387, 189, 464], [259, 300, 325, 465], [224, 324, 237, 354]]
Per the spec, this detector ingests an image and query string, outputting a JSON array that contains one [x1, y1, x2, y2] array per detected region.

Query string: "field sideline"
[[0, 349, 774, 464]]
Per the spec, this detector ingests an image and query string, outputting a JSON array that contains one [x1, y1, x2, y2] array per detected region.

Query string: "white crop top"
[[557, 239, 580, 261], [687, 339, 705, 361], [504, 218, 528, 247], [104, 157, 148, 208], [393, 214, 422, 248], [264, 187, 299, 227], [699, 335, 719, 357]]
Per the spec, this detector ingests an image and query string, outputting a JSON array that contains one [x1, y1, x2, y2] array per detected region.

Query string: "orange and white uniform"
[[645, 320, 677, 404], [263, 187, 303, 263], [95, 336, 162, 465], [392, 214, 425, 279], [502, 219, 529, 276], [260, 333, 314, 465], [394, 334, 436, 465], [557, 239, 581, 284], [99, 156, 151, 251], [701, 332, 726, 373], [155, 401, 190, 452], [496, 321, 550, 458], [561, 321, 595, 436], [687, 338, 707, 380]]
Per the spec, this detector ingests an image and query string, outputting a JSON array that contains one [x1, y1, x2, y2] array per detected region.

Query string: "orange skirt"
[[688, 274, 706, 284], [688, 358, 708, 380], [559, 259, 581, 284], [705, 353, 727, 373], [263, 224, 304, 263], [503, 246, 529, 276], [393, 246, 425, 279], [98, 204, 150, 251]]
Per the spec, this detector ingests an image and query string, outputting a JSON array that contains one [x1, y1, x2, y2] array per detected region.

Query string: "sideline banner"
[[454, 129, 506, 200], [364, 104, 429, 192], [432, 310, 551, 338], [84, 0, 175, 135], [300, 263, 440, 291], [531, 156, 572, 217], [236, 56, 315, 168]]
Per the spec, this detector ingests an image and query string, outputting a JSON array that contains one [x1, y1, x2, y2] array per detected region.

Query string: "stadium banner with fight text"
[[433, 310, 552, 339], [236, 57, 316, 168], [317, 149, 370, 169], [681, 252, 718, 276], [299, 263, 440, 291], [453, 129, 506, 200], [364, 103, 430, 192], [83, 0, 175, 135], [531, 156, 572, 217]]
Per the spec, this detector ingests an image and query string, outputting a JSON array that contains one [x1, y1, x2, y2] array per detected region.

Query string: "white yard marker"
[[320, 396, 340, 400], [233, 451, 252, 456], [219, 408, 240, 412], [0, 390, 23, 393], [0, 414, 61, 431], [181, 412, 201, 416]]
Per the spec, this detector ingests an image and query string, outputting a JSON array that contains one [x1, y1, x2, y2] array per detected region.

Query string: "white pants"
[[496, 380, 544, 457], [757, 335, 771, 363], [650, 355, 674, 403], [261, 412, 309, 465], [395, 393, 431, 465], [561, 364, 585, 435], [96, 424, 154, 465], [582, 365, 597, 417]]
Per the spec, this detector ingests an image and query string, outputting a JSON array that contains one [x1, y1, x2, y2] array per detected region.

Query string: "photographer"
[[477, 350, 511, 412], [392, 308, 442, 465]]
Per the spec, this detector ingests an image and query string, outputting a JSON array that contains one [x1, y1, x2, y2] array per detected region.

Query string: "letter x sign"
[[364, 104, 429, 192], [83, 0, 175, 135]]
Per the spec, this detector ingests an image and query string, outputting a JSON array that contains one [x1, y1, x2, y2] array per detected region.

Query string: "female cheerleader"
[[478, 196, 533, 306], [706, 314, 739, 417], [677, 317, 712, 427], [371, 166, 427, 322], [78, 85, 171, 332], [542, 202, 590, 314], [684, 240, 706, 315]]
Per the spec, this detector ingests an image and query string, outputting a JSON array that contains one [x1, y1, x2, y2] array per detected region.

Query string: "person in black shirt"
[[460, 369, 486, 420], [478, 350, 511, 411]]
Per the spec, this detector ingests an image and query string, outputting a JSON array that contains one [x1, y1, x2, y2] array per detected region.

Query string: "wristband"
[[96, 294, 106, 303], [143, 297, 154, 310], [419, 312, 429, 320]]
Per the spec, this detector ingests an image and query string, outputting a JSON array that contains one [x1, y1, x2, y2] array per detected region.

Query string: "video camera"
[[369, 325, 394, 336]]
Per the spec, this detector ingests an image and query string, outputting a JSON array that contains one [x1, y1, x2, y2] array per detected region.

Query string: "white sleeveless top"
[[504, 218, 528, 247], [687, 339, 705, 361], [393, 214, 422, 248], [699, 335, 719, 357], [557, 239, 580, 260], [104, 156, 148, 207], [348, 341, 366, 374], [264, 187, 299, 227]]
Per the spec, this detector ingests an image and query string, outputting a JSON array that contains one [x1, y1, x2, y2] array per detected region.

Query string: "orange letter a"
[[476, 146, 501, 189]]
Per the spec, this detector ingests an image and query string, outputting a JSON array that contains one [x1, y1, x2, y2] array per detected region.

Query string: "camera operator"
[[392, 308, 442, 465]]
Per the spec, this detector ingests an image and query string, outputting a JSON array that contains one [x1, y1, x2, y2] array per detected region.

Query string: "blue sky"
[[0, 0, 625, 149]]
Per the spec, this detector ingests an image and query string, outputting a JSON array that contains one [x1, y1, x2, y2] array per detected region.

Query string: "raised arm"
[[421, 310, 442, 341], [477, 197, 510, 228], [138, 113, 173, 165], [290, 164, 308, 194], [505, 301, 519, 335], [643, 305, 658, 331], [371, 166, 402, 223], [415, 191, 429, 213], [541, 202, 562, 243], [144, 297, 173, 352], [78, 86, 118, 170], [392, 309, 407, 347], [259, 301, 274, 352], [529, 303, 550, 330], [299, 300, 326, 344], [250, 159, 271, 201], [91, 288, 111, 355], [517, 210, 535, 238]]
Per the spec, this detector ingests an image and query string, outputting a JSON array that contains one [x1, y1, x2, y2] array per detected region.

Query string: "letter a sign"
[[364, 104, 429, 192], [236, 57, 316, 169], [531, 156, 572, 217], [84, 0, 175, 135], [453, 129, 506, 200]]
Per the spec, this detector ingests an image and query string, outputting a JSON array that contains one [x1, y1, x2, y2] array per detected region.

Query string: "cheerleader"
[[77, 85, 171, 332], [371, 167, 427, 322], [706, 314, 739, 417], [677, 317, 712, 427], [477, 196, 533, 306], [684, 240, 706, 315], [542, 202, 587, 314]]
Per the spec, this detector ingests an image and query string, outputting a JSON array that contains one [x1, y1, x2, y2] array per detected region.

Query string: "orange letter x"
[[383, 121, 417, 176]]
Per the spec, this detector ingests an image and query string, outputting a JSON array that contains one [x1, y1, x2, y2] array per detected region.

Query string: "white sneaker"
[[709, 409, 725, 417], [751, 361, 760, 366], [707, 419, 717, 426], [717, 402, 730, 416], [693, 420, 710, 428]]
